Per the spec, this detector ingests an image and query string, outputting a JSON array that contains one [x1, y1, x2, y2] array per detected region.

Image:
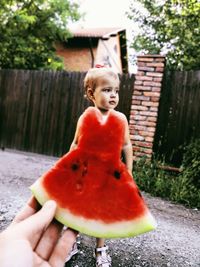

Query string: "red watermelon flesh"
[[30, 107, 157, 238]]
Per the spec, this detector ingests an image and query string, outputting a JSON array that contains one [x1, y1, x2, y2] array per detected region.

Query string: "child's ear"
[[87, 88, 94, 100]]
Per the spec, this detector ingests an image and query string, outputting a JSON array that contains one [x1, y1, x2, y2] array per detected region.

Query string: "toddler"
[[65, 66, 133, 267]]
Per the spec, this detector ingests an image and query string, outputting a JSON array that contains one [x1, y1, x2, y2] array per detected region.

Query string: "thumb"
[[28, 200, 57, 231], [19, 200, 57, 241]]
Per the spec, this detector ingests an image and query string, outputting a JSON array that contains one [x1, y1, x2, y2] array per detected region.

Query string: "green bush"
[[171, 139, 200, 207], [133, 156, 176, 200], [133, 140, 200, 209], [170, 174, 200, 208], [181, 138, 200, 189]]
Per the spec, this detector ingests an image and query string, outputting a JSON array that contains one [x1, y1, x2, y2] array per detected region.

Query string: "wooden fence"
[[153, 70, 200, 165], [0, 70, 134, 156]]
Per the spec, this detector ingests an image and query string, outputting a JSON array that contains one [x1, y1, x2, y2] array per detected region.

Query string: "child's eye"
[[102, 88, 111, 92]]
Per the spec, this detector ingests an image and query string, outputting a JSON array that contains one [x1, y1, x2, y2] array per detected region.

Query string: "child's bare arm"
[[122, 116, 133, 176], [69, 115, 83, 151]]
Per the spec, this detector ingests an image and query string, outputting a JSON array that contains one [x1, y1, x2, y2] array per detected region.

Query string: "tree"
[[0, 0, 81, 70], [127, 0, 200, 70]]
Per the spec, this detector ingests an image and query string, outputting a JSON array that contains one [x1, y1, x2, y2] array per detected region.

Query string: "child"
[[30, 66, 156, 267], [65, 66, 133, 267]]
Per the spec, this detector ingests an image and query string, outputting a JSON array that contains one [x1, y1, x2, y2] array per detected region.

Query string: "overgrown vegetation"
[[127, 0, 200, 70], [0, 0, 81, 70], [133, 139, 200, 209]]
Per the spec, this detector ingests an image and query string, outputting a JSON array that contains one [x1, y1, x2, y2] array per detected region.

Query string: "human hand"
[[0, 197, 78, 267]]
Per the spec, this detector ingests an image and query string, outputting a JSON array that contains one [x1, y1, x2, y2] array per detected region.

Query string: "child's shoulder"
[[82, 106, 97, 117], [112, 110, 127, 122], [79, 107, 97, 121], [84, 106, 96, 112]]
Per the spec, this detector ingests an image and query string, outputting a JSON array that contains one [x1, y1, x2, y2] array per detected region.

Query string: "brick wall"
[[129, 55, 165, 160], [56, 43, 97, 71]]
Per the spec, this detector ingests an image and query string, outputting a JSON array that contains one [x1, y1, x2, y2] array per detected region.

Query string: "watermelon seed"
[[71, 163, 79, 170], [114, 170, 121, 179]]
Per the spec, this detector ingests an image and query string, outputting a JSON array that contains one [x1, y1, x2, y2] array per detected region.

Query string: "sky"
[[70, 0, 139, 72], [74, 0, 133, 28]]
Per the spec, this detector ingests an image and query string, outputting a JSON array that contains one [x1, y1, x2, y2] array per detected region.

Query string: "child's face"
[[90, 75, 119, 112]]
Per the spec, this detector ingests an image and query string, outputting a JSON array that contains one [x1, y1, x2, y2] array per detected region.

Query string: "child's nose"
[[111, 91, 116, 97]]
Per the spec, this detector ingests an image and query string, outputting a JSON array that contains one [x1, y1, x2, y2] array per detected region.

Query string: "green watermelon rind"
[[30, 179, 157, 238]]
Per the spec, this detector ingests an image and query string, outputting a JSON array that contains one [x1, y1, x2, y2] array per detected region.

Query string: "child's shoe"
[[65, 240, 79, 262], [95, 246, 111, 267]]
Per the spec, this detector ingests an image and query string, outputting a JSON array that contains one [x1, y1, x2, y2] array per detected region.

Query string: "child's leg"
[[96, 238, 105, 248], [95, 238, 111, 266], [65, 230, 79, 263]]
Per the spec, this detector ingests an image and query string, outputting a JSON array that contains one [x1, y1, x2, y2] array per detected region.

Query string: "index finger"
[[11, 196, 41, 225], [49, 228, 78, 267], [27, 196, 41, 210]]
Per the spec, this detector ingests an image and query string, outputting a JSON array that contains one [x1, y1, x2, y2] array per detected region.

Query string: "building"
[[56, 27, 129, 73]]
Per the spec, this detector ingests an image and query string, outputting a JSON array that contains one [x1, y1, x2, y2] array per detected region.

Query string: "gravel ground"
[[0, 149, 200, 267]]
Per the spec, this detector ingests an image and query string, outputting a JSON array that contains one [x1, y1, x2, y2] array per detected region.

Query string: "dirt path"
[[0, 149, 199, 267]]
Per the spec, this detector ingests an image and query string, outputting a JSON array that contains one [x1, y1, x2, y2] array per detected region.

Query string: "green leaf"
[[0, 0, 82, 70], [127, 0, 200, 70]]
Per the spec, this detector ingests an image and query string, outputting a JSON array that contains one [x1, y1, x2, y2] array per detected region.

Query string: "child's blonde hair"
[[84, 67, 119, 97]]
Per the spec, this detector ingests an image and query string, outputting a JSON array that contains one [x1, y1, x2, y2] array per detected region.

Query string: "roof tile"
[[70, 27, 125, 38]]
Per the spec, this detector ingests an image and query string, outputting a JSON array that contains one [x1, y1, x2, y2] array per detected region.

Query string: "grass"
[[133, 155, 200, 209]]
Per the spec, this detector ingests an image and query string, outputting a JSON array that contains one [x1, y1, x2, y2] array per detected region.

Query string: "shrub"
[[133, 156, 175, 200], [133, 140, 200, 209], [170, 174, 200, 208], [181, 138, 200, 189], [170, 139, 200, 208]]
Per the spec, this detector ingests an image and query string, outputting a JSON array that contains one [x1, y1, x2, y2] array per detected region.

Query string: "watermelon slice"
[[30, 107, 157, 238]]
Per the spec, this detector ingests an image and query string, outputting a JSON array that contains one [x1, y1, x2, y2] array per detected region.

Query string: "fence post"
[[129, 54, 165, 160]]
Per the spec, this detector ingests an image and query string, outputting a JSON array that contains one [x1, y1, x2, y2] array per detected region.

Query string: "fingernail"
[[44, 200, 57, 209]]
